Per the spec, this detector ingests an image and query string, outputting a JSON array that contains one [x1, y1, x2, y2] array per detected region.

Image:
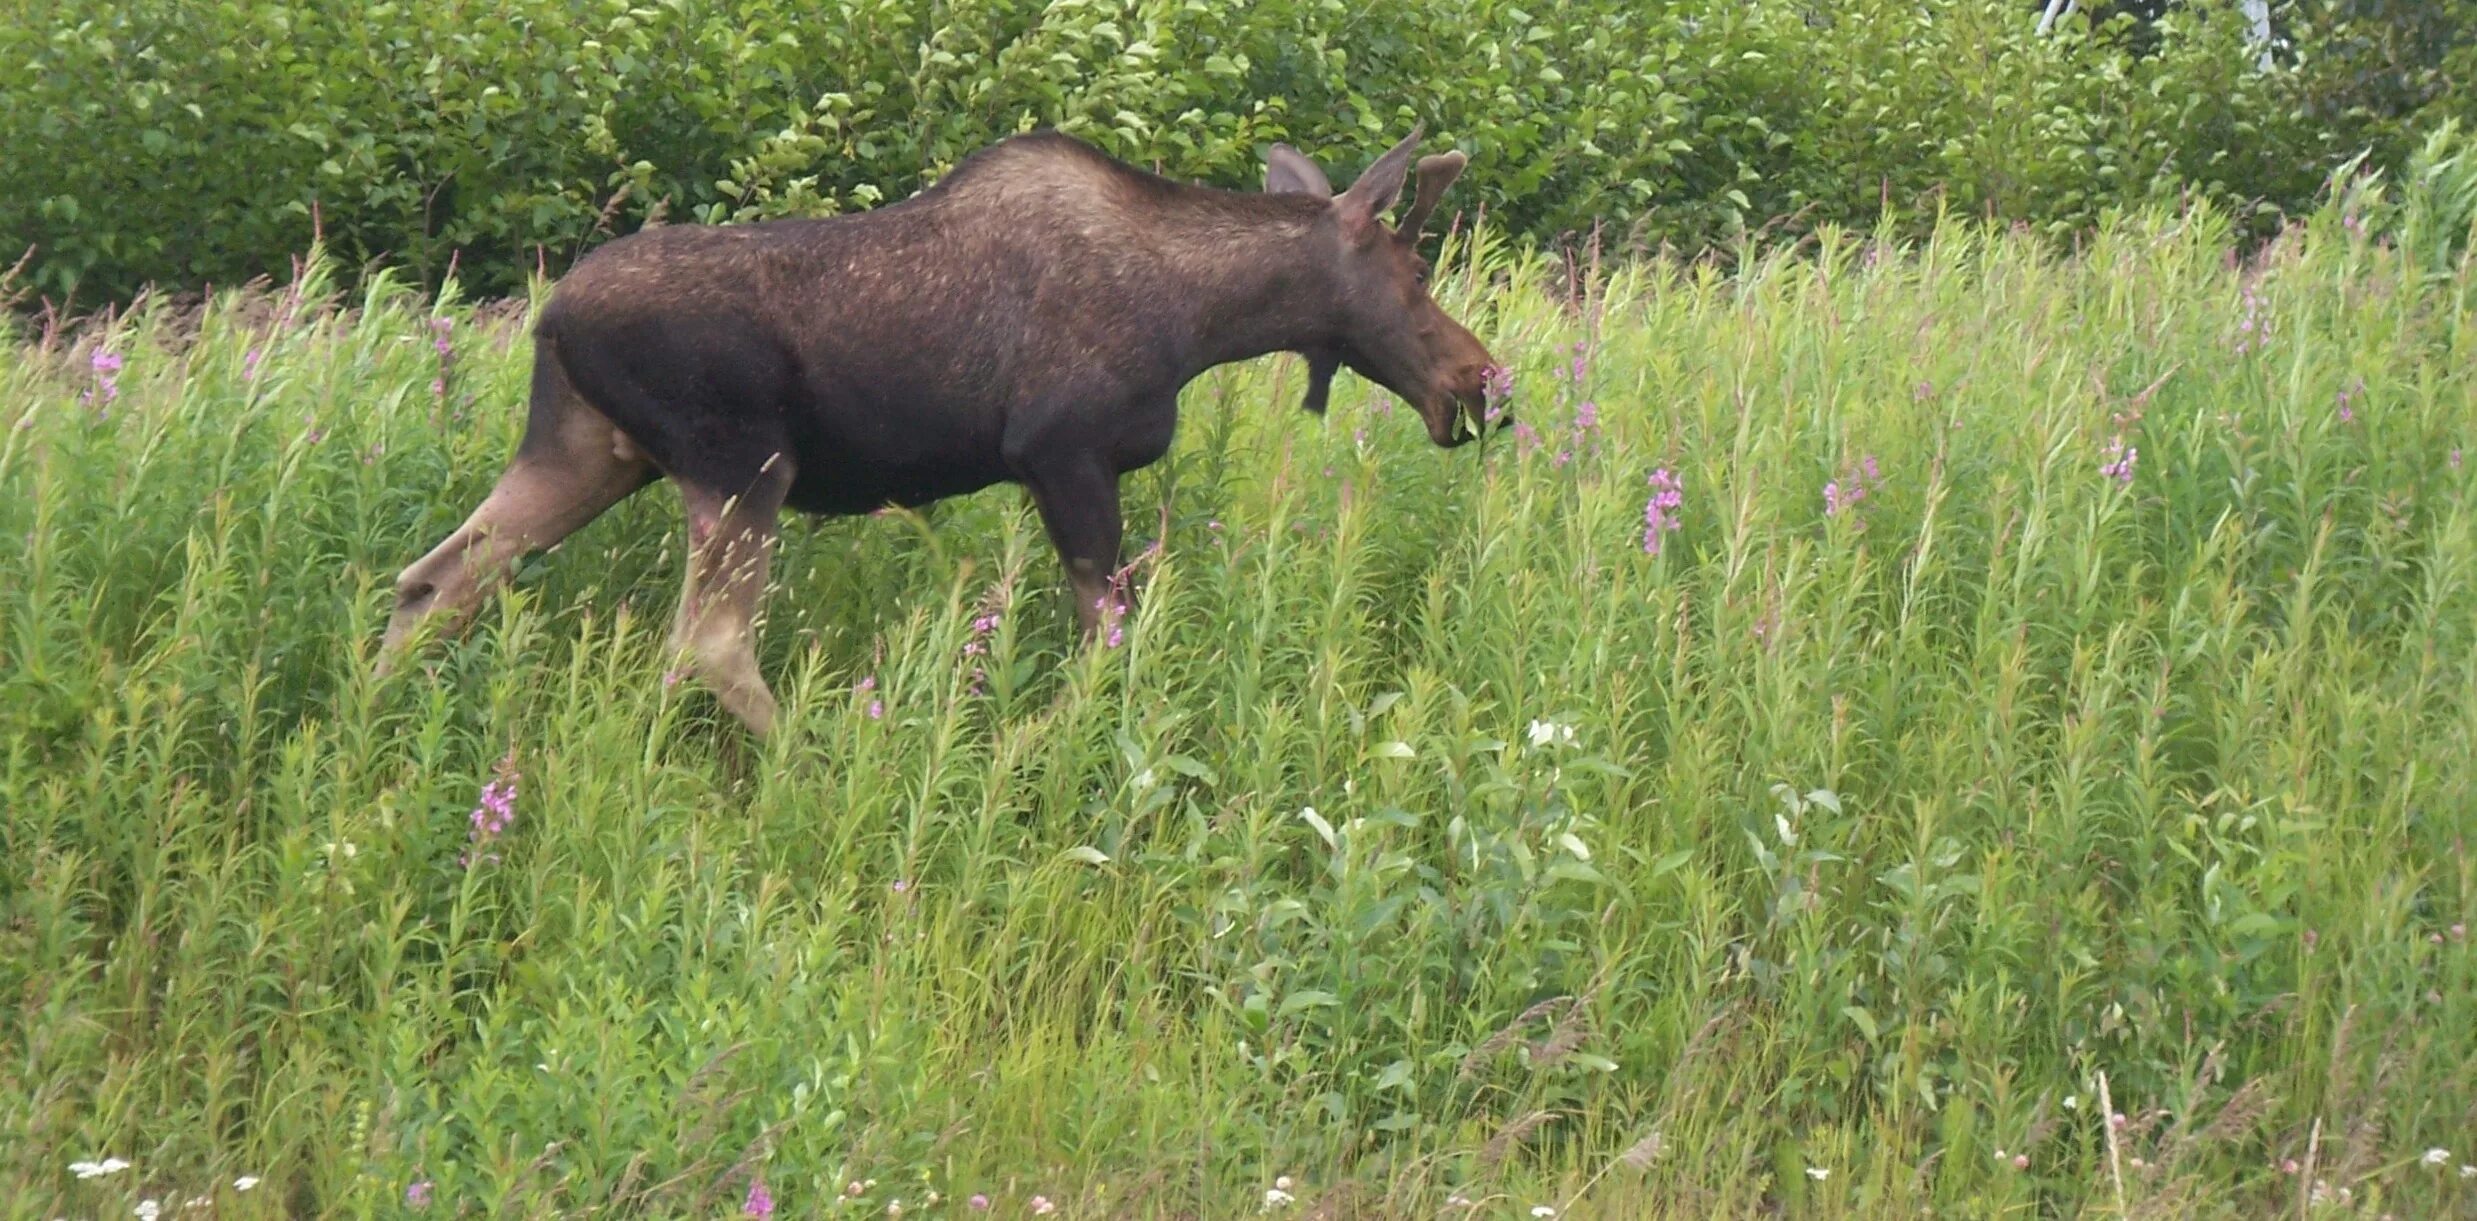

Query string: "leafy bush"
[[2, 0, 2465, 302]]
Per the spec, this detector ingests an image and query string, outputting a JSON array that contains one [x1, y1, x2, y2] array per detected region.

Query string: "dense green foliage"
[[5, 187, 2475, 1215], [6, 0, 2471, 303]]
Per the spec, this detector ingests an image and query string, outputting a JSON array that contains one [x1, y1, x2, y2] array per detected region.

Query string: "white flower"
[[2460, 1164, 2475, 1179], [1262, 1187, 1295, 1211], [1273, 1176, 1293, 1192], [1531, 1207, 1558, 1218], [2062, 1095, 2078, 1110], [233, 1176, 261, 1191], [886, 1199, 903, 1217], [1775, 813, 1799, 846], [71, 1158, 131, 1179], [135, 1202, 161, 1221], [1526, 720, 1576, 747], [2423, 1148, 2450, 1166], [1805, 1167, 1830, 1181]]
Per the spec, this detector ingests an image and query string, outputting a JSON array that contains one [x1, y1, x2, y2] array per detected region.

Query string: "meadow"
[[3, 201, 2473, 1218]]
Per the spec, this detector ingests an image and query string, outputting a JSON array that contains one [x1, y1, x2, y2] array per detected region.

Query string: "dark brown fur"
[[377, 127, 1494, 736]]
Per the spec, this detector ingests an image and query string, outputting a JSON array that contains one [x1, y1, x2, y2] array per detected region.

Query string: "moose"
[[376, 125, 1498, 737]]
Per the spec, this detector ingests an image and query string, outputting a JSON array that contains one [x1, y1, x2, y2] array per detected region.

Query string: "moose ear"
[[1336, 125, 1425, 239], [1395, 151, 1467, 237], [1264, 144, 1334, 198]]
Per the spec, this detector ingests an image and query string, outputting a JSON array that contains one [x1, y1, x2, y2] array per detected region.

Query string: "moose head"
[[1263, 127, 1500, 446]]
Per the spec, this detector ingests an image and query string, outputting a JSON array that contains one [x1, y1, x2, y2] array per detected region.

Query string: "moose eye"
[[1413, 261, 1432, 285]]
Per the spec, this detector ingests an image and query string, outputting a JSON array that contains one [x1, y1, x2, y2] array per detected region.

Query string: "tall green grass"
[[3, 202, 2473, 1219]]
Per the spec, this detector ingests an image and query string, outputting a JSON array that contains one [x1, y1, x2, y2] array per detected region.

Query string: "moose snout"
[[1425, 359, 1500, 447]]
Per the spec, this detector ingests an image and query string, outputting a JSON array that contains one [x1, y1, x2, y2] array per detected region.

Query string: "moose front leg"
[[1024, 456, 1126, 641]]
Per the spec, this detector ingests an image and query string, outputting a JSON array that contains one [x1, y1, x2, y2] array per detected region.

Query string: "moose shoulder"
[[377, 126, 1497, 737]]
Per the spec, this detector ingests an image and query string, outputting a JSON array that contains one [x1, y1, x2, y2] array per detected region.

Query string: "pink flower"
[[2234, 285, 2271, 355], [1030, 1197, 1055, 1216], [406, 1179, 434, 1208], [86, 348, 123, 405], [866, 699, 884, 720], [1096, 596, 1129, 649], [462, 763, 519, 867], [744, 1179, 775, 1217], [2100, 438, 2138, 485], [1481, 364, 1515, 407], [968, 1195, 991, 1211], [1824, 453, 1884, 520], [1642, 467, 1684, 555]]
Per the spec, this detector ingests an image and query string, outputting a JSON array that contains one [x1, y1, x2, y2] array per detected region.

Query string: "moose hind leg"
[[379, 411, 652, 670], [670, 461, 793, 738]]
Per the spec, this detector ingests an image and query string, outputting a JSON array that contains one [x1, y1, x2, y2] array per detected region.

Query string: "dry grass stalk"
[[1461, 996, 1575, 1078], [1480, 1109, 1557, 1167], [1617, 1129, 1665, 1170]]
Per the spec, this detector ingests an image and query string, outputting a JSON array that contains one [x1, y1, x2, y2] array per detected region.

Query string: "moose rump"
[[377, 125, 1495, 738]]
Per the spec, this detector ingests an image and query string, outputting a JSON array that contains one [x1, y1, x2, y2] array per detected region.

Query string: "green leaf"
[[1373, 1059, 1414, 1092], [1278, 990, 1339, 1017], [1298, 807, 1337, 850]]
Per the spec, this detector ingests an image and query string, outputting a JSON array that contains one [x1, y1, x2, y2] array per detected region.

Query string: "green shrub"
[[1, 0, 2463, 303]]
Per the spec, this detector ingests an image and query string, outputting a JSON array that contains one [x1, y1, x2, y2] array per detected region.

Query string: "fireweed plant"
[[3, 199, 2474, 1218]]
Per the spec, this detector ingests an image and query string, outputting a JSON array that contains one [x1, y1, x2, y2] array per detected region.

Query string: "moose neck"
[[1152, 204, 1344, 374]]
